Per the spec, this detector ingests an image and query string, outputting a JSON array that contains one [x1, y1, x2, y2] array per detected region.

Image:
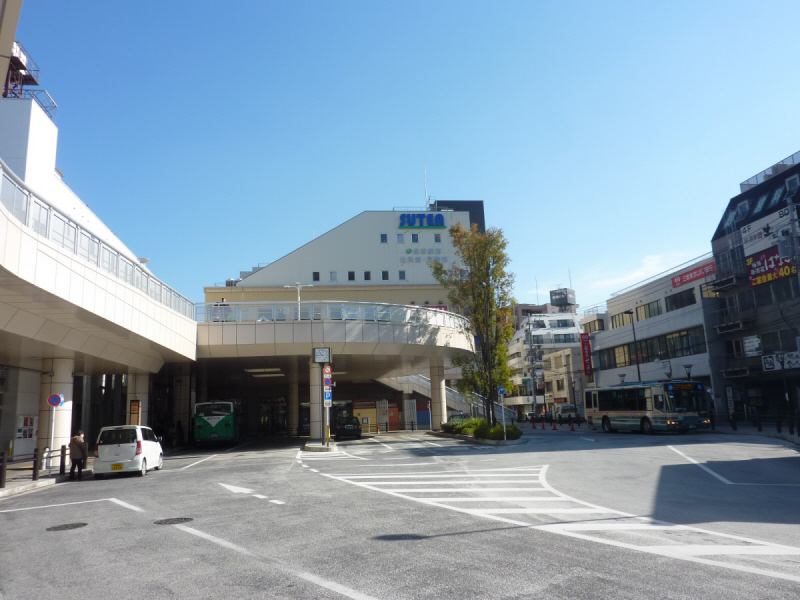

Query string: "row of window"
[[312, 270, 408, 282], [597, 326, 707, 369], [727, 328, 797, 357], [380, 233, 442, 244], [528, 319, 575, 329], [610, 289, 698, 329], [583, 319, 605, 334], [0, 173, 193, 318], [527, 333, 579, 345]]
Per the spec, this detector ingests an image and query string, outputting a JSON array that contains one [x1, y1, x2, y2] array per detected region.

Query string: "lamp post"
[[284, 282, 313, 320], [623, 310, 641, 382], [480, 282, 494, 425], [682, 364, 693, 381]]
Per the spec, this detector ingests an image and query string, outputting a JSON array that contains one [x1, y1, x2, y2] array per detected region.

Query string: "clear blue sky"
[[14, 1, 800, 310]]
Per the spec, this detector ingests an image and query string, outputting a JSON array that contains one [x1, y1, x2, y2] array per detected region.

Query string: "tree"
[[430, 223, 515, 425]]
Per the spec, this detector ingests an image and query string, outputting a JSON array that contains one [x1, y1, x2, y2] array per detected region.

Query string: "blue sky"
[[14, 1, 800, 310]]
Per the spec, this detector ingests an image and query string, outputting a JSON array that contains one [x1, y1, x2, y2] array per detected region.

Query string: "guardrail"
[[0, 158, 194, 319], [195, 301, 471, 330], [0, 445, 68, 487]]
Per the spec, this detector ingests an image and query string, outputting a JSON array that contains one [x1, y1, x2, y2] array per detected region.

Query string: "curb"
[[709, 429, 800, 446], [0, 469, 95, 500], [303, 442, 339, 452], [426, 431, 526, 446]]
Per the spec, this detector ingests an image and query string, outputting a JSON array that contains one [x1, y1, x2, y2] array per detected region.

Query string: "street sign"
[[497, 386, 506, 396], [313, 347, 331, 363], [324, 386, 331, 393], [324, 377, 332, 387], [324, 390, 332, 407], [323, 365, 332, 375], [47, 394, 63, 407]]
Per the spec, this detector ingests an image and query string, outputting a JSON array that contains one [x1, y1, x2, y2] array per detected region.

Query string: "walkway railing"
[[0, 158, 194, 319], [195, 301, 471, 331]]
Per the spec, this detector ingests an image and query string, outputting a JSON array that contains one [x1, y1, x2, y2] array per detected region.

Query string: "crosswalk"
[[319, 463, 800, 583]]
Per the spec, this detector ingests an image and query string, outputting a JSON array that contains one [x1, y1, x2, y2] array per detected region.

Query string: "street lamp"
[[682, 364, 693, 380], [284, 282, 313, 320], [623, 310, 641, 382], [655, 357, 672, 379], [480, 281, 494, 425]]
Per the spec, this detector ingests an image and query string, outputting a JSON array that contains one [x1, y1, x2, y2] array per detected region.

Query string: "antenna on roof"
[[569, 269, 573, 288], [424, 162, 429, 208]]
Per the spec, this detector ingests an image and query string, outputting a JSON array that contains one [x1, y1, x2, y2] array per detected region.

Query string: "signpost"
[[313, 350, 333, 446], [497, 386, 507, 442], [46, 394, 63, 475]]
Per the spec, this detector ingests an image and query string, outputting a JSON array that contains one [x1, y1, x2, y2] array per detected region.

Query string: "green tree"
[[431, 223, 515, 425]]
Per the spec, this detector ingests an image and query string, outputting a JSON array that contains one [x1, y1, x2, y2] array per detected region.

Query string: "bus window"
[[584, 390, 592, 408], [592, 392, 597, 409], [654, 394, 665, 411]]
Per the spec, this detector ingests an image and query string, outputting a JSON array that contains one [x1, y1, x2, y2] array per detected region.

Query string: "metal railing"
[[0, 159, 194, 319], [195, 300, 471, 331], [0, 445, 69, 488], [740, 149, 800, 192]]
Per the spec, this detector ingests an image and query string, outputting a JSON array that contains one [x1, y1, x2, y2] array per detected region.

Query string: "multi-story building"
[[541, 347, 584, 416], [589, 257, 720, 413], [710, 150, 800, 425]]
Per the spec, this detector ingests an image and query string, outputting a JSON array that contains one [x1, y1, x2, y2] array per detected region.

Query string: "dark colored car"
[[334, 416, 362, 440]]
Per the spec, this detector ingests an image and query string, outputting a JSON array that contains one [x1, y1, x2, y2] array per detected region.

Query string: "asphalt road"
[[1, 427, 800, 599]]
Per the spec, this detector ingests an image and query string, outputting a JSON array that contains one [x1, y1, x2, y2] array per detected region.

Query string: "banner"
[[746, 245, 796, 287], [580, 333, 593, 376], [671, 260, 717, 288]]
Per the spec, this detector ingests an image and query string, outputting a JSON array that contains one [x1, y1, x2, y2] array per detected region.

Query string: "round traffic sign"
[[323, 365, 332, 375], [47, 394, 64, 407], [497, 386, 506, 396], [324, 377, 332, 387]]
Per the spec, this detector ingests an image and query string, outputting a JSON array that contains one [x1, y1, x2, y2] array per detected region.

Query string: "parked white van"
[[93, 425, 163, 478]]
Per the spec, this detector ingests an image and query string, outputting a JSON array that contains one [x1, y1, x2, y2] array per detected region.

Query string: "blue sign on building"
[[399, 213, 446, 228]]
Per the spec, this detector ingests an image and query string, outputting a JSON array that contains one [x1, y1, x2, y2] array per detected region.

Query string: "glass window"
[[411, 233, 419, 243], [752, 193, 768, 215], [30, 201, 48, 237], [665, 288, 696, 312], [761, 331, 780, 354], [364, 271, 371, 281], [434, 233, 441, 243], [51, 214, 66, 247], [773, 278, 793, 303], [399, 270, 406, 281], [636, 300, 662, 321], [767, 186, 785, 209], [754, 283, 773, 307], [329, 271, 337, 282], [380, 234, 387, 243], [397, 234, 405, 243], [780, 329, 796, 352], [348, 271, 355, 281], [312, 271, 320, 282], [101, 246, 117, 275], [382, 270, 389, 281]]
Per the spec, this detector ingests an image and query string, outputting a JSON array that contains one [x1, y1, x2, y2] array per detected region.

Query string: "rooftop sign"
[[399, 213, 446, 229]]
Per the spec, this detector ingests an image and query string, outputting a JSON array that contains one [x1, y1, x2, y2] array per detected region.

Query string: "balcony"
[[713, 308, 755, 334], [721, 355, 762, 378], [710, 267, 748, 292]]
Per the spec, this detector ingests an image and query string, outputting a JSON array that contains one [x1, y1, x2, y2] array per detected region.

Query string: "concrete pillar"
[[38, 358, 75, 469], [288, 359, 299, 436], [173, 363, 191, 443], [430, 358, 446, 430], [309, 360, 322, 440], [127, 373, 150, 426]]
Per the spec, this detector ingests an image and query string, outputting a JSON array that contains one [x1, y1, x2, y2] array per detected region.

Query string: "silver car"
[[93, 425, 164, 478]]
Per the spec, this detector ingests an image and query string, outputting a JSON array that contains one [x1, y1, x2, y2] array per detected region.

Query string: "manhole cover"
[[154, 518, 193, 525], [46, 523, 87, 532]]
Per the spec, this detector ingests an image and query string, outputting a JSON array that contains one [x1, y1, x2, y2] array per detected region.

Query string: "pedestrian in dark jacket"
[[69, 430, 87, 481]]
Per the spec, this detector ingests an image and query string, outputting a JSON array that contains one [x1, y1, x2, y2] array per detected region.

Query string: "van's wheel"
[[641, 418, 653, 435], [602, 417, 613, 433], [156, 454, 163, 470], [138, 459, 147, 477]]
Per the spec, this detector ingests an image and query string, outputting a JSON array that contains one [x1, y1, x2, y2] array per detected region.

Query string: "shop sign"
[[580, 333, 593, 376], [762, 353, 800, 371], [743, 335, 762, 357], [399, 213, 446, 229], [741, 205, 798, 256], [671, 260, 717, 288], [747, 245, 796, 287]]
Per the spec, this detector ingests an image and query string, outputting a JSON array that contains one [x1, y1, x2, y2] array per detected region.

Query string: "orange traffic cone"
[[541, 420, 545, 430], [570, 420, 575, 432], [377, 422, 380, 434], [552, 420, 558, 430]]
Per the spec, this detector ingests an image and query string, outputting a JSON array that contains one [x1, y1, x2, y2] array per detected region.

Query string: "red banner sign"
[[747, 246, 797, 287], [671, 260, 717, 288], [580, 333, 593, 376]]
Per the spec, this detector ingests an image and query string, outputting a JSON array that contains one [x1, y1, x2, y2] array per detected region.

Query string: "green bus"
[[584, 381, 711, 434], [194, 401, 240, 443]]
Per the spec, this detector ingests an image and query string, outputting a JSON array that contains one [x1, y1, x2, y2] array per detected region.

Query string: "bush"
[[484, 423, 522, 440], [440, 418, 521, 441]]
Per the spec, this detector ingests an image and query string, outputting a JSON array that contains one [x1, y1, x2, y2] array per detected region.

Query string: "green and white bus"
[[194, 401, 240, 444], [584, 381, 711, 434]]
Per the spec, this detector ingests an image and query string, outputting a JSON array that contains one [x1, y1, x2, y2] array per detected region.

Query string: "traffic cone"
[[570, 420, 575, 432], [552, 420, 557, 430], [377, 422, 380, 434], [541, 420, 545, 430]]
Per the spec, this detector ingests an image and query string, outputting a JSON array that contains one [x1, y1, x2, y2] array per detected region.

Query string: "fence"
[[0, 445, 70, 488]]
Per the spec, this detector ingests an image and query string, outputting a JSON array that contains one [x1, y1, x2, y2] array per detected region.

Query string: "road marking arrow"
[[218, 483, 254, 494]]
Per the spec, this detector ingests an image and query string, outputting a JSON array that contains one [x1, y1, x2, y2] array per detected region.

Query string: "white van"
[[93, 425, 163, 478], [555, 404, 579, 424]]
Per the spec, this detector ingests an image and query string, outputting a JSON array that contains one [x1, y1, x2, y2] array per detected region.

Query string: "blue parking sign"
[[324, 391, 332, 401]]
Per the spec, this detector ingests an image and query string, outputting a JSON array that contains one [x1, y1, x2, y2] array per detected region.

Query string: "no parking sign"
[[47, 394, 64, 407]]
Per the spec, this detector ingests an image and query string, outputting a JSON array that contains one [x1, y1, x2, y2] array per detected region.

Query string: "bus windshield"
[[666, 383, 705, 413], [196, 403, 232, 417]]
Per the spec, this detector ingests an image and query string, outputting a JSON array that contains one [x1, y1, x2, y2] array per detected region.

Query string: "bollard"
[[776, 415, 782, 434], [0, 451, 6, 489], [32, 448, 39, 481], [60, 445, 67, 475]]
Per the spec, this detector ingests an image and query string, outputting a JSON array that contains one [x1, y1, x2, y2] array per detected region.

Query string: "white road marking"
[[253, 494, 267, 499], [270, 500, 285, 505], [668, 445, 800, 486], [294, 570, 378, 600], [218, 483, 254, 494], [175, 524, 252, 554], [108, 498, 145, 512], [580, 438, 595, 442], [0, 498, 108, 513], [368, 439, 395, 451], [302, 464, 309, 468], [310, 469, 319, 473], [179, 454, 218, 470], [425, 441, 442, 447]]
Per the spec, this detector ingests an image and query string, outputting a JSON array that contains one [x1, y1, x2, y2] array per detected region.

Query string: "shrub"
[[471, 420, 490, 439]]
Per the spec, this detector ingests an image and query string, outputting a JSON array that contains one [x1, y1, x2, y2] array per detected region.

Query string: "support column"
[[288, 359, 299, 436], [127, 373, 150, 427], [430, 358, 446, 430], [309, 360, 322, 440], [38, 358, 75, 469], [173, 363, 191, 444]]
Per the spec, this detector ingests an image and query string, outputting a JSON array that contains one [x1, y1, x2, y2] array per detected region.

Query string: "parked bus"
[[194, 401, 240, 444], [584, 381, 711, 434]]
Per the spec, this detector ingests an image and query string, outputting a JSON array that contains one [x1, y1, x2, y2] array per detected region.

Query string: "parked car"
[[334, 416, 363, 440], [93, 425, 163, 478]]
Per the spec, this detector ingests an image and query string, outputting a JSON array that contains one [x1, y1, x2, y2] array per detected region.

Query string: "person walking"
[[69, 430, 87, 481]]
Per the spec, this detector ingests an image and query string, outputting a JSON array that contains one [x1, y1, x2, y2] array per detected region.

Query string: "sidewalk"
[[710, 422, 800, 446], [0, 460, 94, 500]]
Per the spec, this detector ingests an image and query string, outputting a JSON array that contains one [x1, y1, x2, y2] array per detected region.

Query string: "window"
[[754, 283, 773, 307], [30, 200, 49, 237], [397, 234, 405, 243], [529, 335, 544, 345], [100, 246, 117, 275], [665, 288, 696, 312], [636, 300, 662, 321], [701, 284, 718, 299], [364, 271, 371, 281], [545, 382, 553, 393], [381, 271, 389, 281], [411, 233, 419, 243], [329, 271, 337, 282], [380, 234, 387, 243], [556, 380, 565, 391], [553, 334, 577, 343], [556, 319, 571, 328], [583, 319, 604, 333], [768, 186, 784, 209], [787, 175, 800, 193], [348, 271, 355, 281], [434, 233, 441, 243], [399, 270, 406, 281], [773, 277, 793, 303], [312, 271, 320, 282], [610, 312, 633, 328]]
